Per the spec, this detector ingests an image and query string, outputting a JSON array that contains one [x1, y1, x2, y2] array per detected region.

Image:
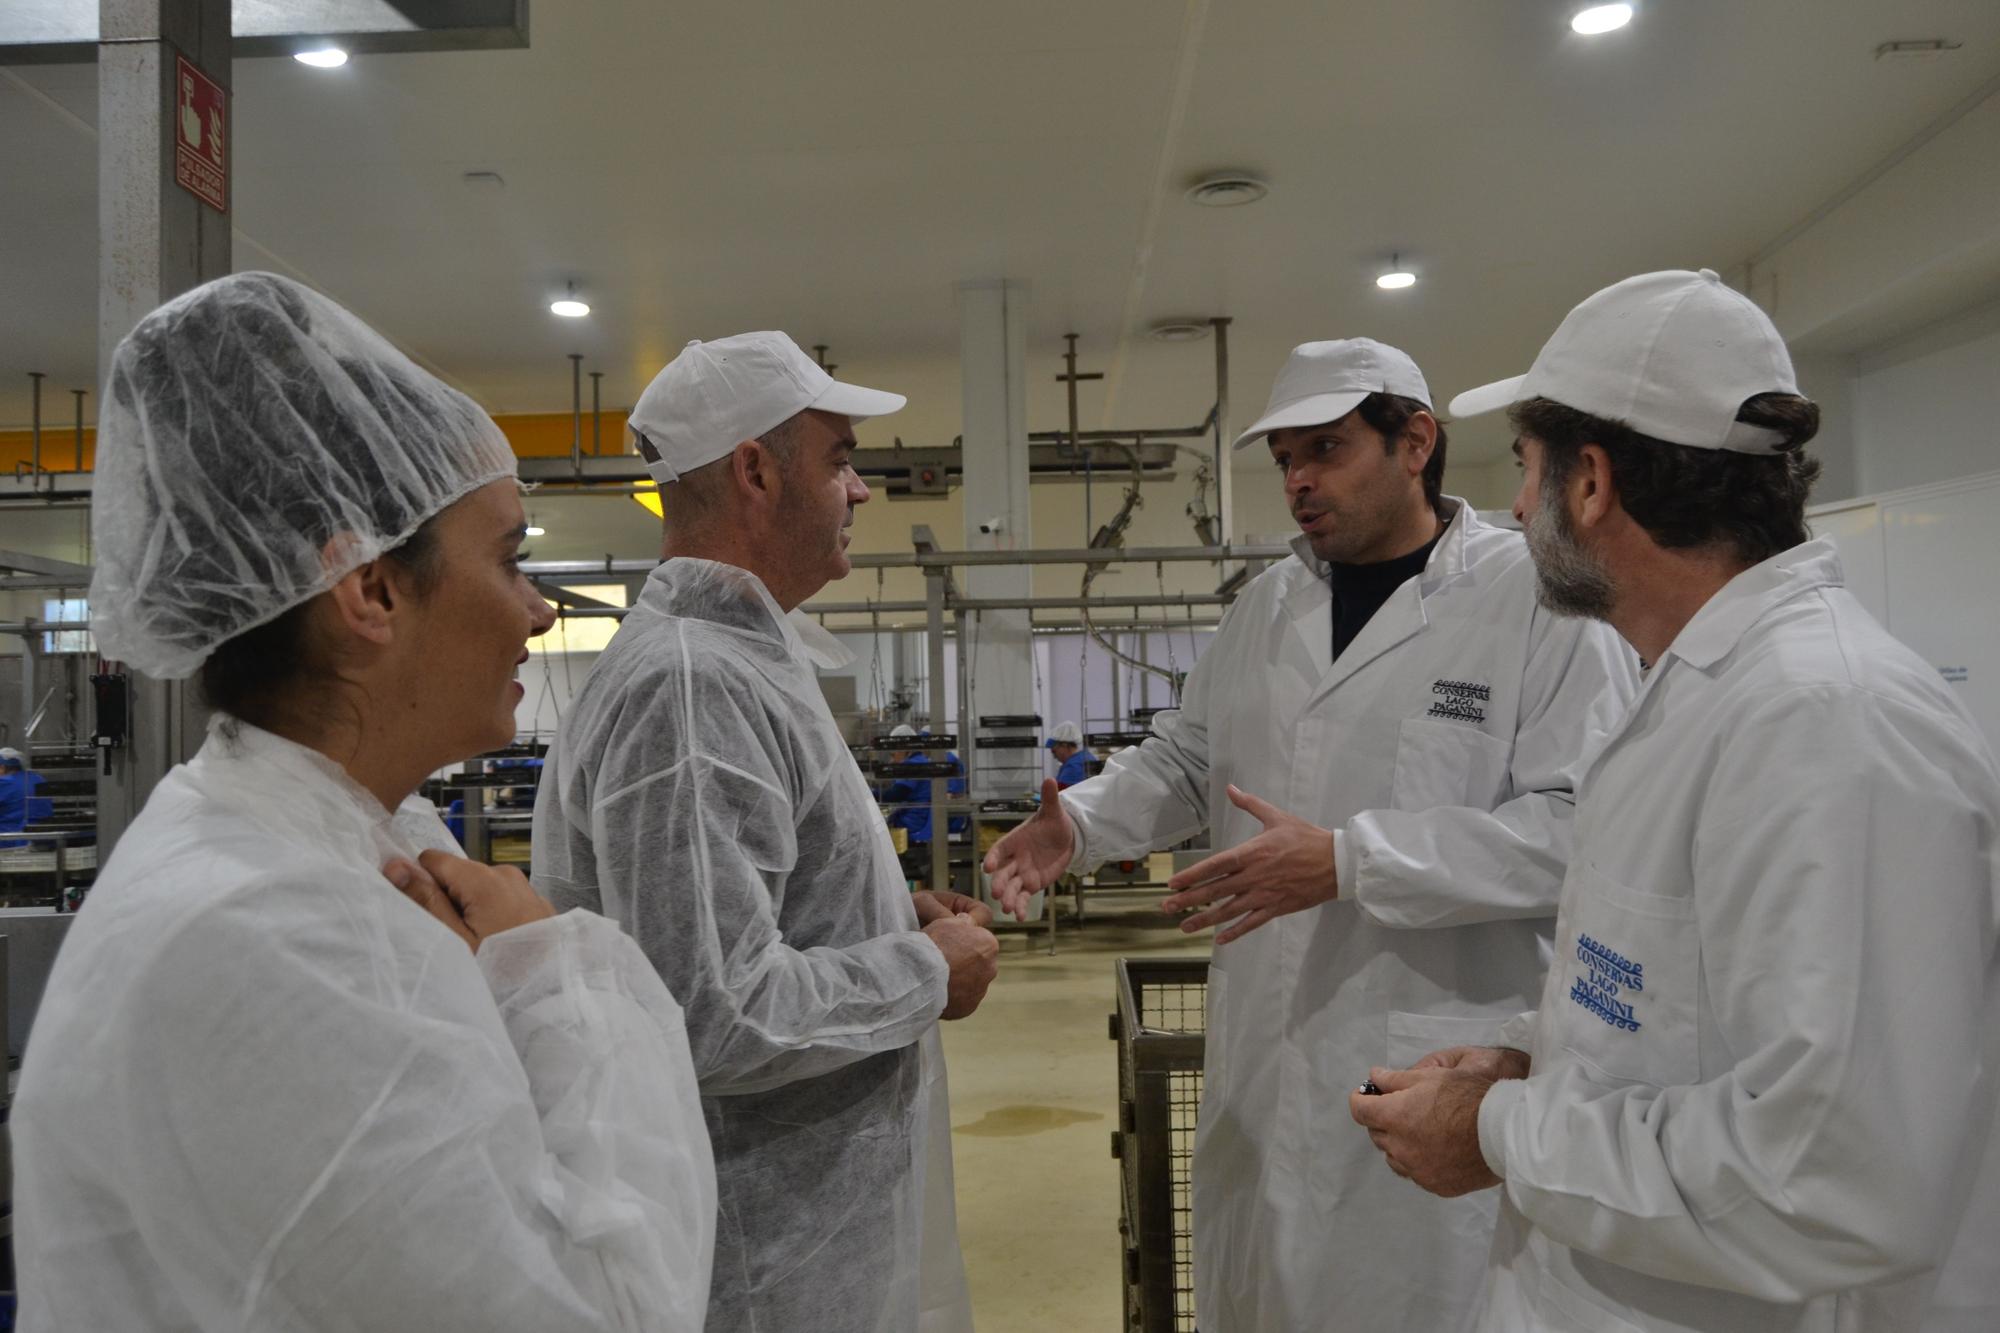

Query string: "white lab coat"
[[1061, 500, 1639, 1331], [12, 718, 717, 1332], [1475, 539, 2000, 1333], [533, 558, 971, 1333]]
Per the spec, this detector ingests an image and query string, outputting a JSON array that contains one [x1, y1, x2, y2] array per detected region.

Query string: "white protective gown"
[[532, 557, 971, 1333], [1475, 539, 2000, 1333], [1060, 500, 1639, 1331], [12, 719, 717, 1332]]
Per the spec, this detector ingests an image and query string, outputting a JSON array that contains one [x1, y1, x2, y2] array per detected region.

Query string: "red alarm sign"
[[173, 54, 227, 213]]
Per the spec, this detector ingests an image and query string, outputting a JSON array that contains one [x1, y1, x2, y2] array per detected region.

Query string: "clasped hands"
[[1348, 1045, 1529, 1197]]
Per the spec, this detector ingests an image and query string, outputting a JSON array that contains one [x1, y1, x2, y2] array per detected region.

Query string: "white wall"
[[1847, 295, 2000, 498]]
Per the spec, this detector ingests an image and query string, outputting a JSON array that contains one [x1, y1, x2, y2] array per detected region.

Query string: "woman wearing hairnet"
[[10, 273, 716, 1331]]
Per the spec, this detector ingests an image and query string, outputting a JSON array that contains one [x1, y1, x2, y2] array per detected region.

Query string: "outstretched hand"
[[982, 779, 1077, 920], [1160, 785, 1336, 945]]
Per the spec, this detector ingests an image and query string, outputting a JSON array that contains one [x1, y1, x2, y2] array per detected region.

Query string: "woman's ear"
[[324, 560, 397, 647]]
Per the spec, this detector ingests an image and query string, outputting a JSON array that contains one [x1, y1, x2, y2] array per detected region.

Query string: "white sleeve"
[[123, 895, 716, 1332], [577, 748, 950, 1095], [1479, 687, 2000, 1302], [1059, 605, 1226, 872], [1344, 600, 1639, 929]]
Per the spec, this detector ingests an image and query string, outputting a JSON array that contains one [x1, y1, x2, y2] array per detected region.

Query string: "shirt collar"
[[644, 557, 802, 657], [1288, 496, 1480, 587], [1661, 537, 1846, 671]]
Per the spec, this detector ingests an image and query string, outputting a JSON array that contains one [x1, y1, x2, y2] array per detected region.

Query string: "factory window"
[[524, 584, 627, 655], [42, 598, 92, 655]]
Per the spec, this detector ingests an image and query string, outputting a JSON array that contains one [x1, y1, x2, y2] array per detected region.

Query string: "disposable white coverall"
[[12, 719, 717, 1332], [1475, 539, 2000, 1332], [1060, 501, 1639, 1331], [532, 557, 971, 1333]]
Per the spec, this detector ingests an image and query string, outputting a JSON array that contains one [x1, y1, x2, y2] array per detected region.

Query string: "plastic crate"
[[1110, 957, 1208, 1331]]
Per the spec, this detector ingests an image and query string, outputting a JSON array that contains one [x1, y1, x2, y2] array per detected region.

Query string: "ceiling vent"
[[1185, 173, 1268, 208]]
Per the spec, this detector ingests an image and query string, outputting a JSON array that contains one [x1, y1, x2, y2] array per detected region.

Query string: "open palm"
[[983, 779, 1077, 920]]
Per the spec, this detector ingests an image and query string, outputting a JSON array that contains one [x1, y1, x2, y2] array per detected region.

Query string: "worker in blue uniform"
[[1045, 721, 1089, 790], [882, 724, 967, 886], [0, 747, 51, 847]]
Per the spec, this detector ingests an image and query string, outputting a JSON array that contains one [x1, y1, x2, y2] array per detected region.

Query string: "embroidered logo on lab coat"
[[1570, 933, 1643, 1032], [1427, 678, 1490, 725]]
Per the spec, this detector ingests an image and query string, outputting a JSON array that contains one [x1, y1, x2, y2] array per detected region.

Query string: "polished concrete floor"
[[940, 881, 1210, 1332]]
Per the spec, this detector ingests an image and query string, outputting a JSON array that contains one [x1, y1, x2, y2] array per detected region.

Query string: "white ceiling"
[[5, 0, 2000, 480]]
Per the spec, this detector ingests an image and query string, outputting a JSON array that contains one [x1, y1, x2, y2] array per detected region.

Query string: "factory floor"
[[940, 874, 1210, 1332]]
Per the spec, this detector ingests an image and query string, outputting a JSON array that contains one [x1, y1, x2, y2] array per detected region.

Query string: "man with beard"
[[1353, 270, 2000, 1332], [532, 332, 998, 1333], [984, 338, 1637, 1330]]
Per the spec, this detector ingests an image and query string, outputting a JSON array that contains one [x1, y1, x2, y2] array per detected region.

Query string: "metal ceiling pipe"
[[590, 370, 603, 455], [569, 353, 583, 474], [29, 371, 45, 479], [73, 389, 86, 472], [520, 541, 1288, 579], [1213, 315, 1233, 545]]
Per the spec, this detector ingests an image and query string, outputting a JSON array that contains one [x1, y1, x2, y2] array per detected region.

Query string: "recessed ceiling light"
[[524, 524, 546, 537], [1185, 173, 1269, 208], [1149, 319, 1211, 342], [293, 47, 349, 68], [1571, 4, 1633, 35], [1376, 253, 1417, 290]]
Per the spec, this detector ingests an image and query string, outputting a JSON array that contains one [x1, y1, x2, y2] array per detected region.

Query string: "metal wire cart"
[[1111, 957, 1209, 1331]]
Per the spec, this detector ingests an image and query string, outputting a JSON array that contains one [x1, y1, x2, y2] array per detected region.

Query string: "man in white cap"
[[984, 338, 1637, 1329], [532, 332, 997, 1333], [1353, 271, 2000, 1332], [880, 722, 968, 887], [1044, 720, 1088, 789], [0, 745, 47, 843]]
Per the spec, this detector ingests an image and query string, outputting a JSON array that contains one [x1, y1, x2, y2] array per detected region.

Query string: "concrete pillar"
[[95, 0, 230, 852], [955, 280, 1035, 798]]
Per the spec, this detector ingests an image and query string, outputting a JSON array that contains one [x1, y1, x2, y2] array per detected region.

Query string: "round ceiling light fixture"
[[1571, 4, 1634, 35], [1185, 172, 1269, 208], [293, 47, 349, 68], [1149, 319, 1212, 342], [1376, 253, 1417, 290], [550, 282, 590, 318]]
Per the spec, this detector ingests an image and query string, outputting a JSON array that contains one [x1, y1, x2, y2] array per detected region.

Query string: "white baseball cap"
[[1448, 269, 1798, 453], [1233, 338, 1433, 451], [628, 331, 906, 483]]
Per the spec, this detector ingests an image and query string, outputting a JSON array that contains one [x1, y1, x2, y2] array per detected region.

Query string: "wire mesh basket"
[[1111, 957, 1209, 1332]]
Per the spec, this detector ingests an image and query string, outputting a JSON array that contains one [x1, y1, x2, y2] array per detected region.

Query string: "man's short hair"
[[1353, 393, 1448, 511], [659, 411, 811, 530], [1513, 393, 1822, 566]]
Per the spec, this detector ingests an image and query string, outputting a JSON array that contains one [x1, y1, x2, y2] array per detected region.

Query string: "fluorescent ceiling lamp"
[[1571, 4, 1633, 35], [1377, 252, 1417, 289], [524, 524, 546, 537], [293, 47, 349, 68], [549, 298, 590, 318]]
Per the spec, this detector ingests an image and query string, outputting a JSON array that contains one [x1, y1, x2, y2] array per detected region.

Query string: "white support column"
[[955, 280, 1036, 797], [95, 0, 230, 853]]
